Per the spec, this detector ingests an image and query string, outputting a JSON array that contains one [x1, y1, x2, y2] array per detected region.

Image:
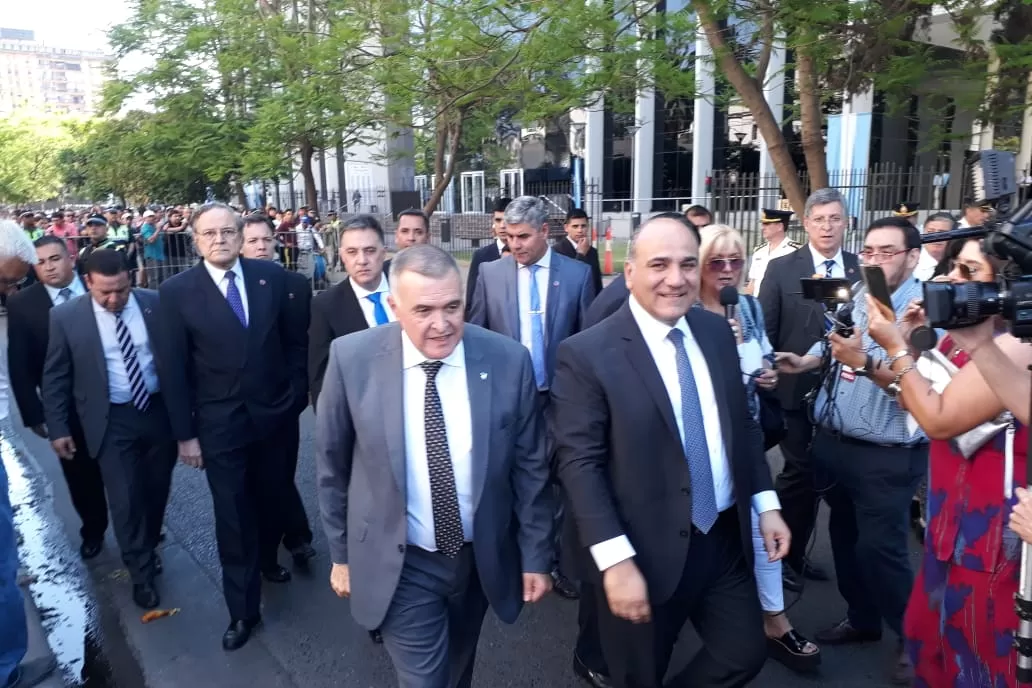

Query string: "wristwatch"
[[886, 364, 916, 398], [854, 353, 875, 378]]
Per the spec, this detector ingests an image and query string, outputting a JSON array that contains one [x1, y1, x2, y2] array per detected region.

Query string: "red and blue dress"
[[905, 336, 1026, 687]]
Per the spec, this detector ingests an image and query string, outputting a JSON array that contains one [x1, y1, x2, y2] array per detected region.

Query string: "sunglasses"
[[706, 258, 745, 273]]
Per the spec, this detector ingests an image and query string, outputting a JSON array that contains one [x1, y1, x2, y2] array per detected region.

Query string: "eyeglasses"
[[197, 228, 240, 240], [860, 249, 909, 263], [809, 216, 844, 227], [706, 258, 745, 273]]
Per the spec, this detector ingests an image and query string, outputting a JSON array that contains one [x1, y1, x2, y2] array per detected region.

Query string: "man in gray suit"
[[42, 249, 177, 610], [315, 244, 555, 688], [466, 195, 595, 600]]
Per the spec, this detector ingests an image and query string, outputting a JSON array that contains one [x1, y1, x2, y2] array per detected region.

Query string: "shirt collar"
[[808, 243, 843, 272], [628, 294, 690, 347], [518, 247, 552, 271], [44, 276, 84, 302], [350, 272, 389, 299], [401, 330, 466, 370], [92, 291, 137, 316], [495, 237, 506, 254], [204, 259, 244, 286]]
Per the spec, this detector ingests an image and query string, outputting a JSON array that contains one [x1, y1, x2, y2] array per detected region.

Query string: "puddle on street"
[[3, 423, 117, 686]]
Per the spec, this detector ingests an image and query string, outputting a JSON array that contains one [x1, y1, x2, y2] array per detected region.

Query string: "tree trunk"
[[299, 138, 319, 208], [423, 117, 463, 215], [233, 179, 247, 208], [796, 50, 828, 190], [694, 2, 807, 213]]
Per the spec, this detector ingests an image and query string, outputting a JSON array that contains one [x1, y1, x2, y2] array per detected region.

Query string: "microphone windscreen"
[[719, 285, 740, 307], [909, 326, 939, 352]]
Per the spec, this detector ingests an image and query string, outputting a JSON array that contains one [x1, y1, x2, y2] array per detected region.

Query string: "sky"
[[2, 0, 131, 52]]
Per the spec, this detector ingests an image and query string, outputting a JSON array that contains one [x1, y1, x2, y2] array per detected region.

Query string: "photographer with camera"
[[776, 216, 927, 684], [865, 234, 1027, 687]]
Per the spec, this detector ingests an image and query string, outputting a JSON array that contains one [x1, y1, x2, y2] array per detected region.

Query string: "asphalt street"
[[3, 278, 924, 687]]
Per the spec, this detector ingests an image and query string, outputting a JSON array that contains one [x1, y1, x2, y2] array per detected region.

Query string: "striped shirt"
[[807, 276, 928, 446]]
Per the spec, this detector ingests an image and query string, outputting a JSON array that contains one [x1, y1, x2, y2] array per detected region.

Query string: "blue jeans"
[[0, 457, 26, 685]]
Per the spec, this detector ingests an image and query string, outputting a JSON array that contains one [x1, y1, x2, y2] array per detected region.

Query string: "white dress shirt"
[[748, 238, 797, 297], [914, 247, 939, 282], [204, 259, 249, 324], [517, 247, 551, 359], [589, 295, 781, 572], [93, 293, 160, 403], [401, 333, 474, 551], [495, 238, 506, 255], [44, 276, 86, 306], [808, 244, 845, 279], [350, 274, 395, 329]]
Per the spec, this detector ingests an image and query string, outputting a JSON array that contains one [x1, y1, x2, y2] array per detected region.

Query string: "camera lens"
[[923, 281, 1002, 329]]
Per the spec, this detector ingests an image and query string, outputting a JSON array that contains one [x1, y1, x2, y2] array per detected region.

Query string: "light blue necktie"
[[367, 292, 389, 326], [668, 328, 718, 533], [225, 272, 247, 327], [528, 264, 547, 389], [822, 259, 836, 278]]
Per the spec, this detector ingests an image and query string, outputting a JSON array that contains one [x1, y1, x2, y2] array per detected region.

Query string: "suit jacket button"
[[681, 488, 689, 495], [397, 544, 405, 553], [679, 529, 690, 537]]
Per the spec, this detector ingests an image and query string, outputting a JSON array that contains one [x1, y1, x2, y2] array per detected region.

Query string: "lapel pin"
[[552, 281, 559, 287], [259, 279, 266, 286], [144, 308, 151, 315], [480, 372, 488, 380], [288, 292, 295, 299]]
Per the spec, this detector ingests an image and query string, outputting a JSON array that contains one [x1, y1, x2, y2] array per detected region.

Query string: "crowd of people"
[[1, 188, 1032, 688]]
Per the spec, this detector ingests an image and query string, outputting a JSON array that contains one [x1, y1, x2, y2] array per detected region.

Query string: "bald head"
[[626, 217, 700, 326]]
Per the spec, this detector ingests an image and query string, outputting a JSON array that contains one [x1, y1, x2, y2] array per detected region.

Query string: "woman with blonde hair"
[[695, 224, 820, 673]]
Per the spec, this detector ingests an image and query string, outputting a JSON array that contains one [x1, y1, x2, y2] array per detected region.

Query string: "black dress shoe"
[[79, 539, 103, 560], [573, 653, 613, 688], [288, 543, 316, 566], [132, 582, 160, 609], [369, 629, 383, 645], [222, 618, 260, 651], [551, 571, 580, 600], [782, 566, 803, 593], [262, 565, 292, 583], [801, 559, 830, 581], [814, 618, 882, 645]]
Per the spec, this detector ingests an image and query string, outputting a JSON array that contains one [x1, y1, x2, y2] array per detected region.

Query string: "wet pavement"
[[2, 317, 923, 688]]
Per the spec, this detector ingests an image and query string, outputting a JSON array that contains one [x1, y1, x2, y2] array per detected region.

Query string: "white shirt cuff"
[[806, 340, 823, 358], [589, 535, 636, 571], [752, 490, 781, 515]]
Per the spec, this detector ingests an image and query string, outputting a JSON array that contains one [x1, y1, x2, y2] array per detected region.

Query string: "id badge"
[[840, 365, 857, 382]]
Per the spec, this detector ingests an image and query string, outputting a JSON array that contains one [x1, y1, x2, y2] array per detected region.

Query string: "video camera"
[[800, 277, 855, 337], [918, 150, 1032, 340]]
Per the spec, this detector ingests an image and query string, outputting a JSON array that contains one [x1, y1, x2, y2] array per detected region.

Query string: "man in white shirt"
[[913, 212, 956, 281], [958, 199, 994, 229], [42, 249, 177, 611], [551, 215, 790, 688], [315, 244, 553, 688], [746, 208, 801, 297]]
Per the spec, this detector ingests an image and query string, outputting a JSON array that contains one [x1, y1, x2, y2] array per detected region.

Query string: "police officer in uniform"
[[78, 215, 127, 273], [19, 212, 43, 242], [891, 202, 919, 226], [746, 208, 800, 297]]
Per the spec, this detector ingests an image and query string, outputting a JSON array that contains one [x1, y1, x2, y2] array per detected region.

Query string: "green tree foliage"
[[0, 117, 70, 204]]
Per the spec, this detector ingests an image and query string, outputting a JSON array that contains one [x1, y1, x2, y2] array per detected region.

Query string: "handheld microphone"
[[719, 285, 739, 321]]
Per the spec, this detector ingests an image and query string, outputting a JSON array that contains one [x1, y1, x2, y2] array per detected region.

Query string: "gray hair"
[[503, 196, 549, 230], [191, 202, 244, 231], [924, 212, 957, 230], [0, 220, 39, 264], [804, 188, 847, 218], [389, 244, 460, 291]]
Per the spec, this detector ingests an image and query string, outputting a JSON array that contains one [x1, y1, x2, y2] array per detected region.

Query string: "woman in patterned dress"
[[867, 237, 1028, 687], [696, 225, 821, 673]]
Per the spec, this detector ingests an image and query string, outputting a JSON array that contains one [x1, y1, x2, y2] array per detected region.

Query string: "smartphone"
[[861, 265, 893, 310]]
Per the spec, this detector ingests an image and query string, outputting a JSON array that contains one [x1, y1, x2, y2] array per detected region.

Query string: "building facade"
[[0, 28, 109, 116]]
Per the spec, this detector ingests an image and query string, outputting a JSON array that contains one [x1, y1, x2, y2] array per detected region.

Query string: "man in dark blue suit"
[[160, 203, 309, 651]]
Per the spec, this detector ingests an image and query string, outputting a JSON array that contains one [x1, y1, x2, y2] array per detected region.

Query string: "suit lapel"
[[194, 262, 244, 331], [617, 306, 680, 444], [844, 252, 859, 281], [79, 295, 108, 391], [339, 279, 369, 333], [686, 310, 735, 457], [376, 333, 407, 499], [464, 338, 492, 511], [502, 257, 519, 338], [546, 256, 561, 336], [241, 259, 270, 335]]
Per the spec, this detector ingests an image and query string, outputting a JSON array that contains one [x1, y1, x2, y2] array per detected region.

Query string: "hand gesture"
[[330, 563, 351, 598], [728, 318, 744, 345], [948, 316, 997, 354], [755, 367, 778, 391], [774, 351, 809, 375], [575, 236, 590, 256], [603, 559, 651, 624], [865, 294, 906, 353], [898, 298, 928, 345], [758, 510, 791, 562]]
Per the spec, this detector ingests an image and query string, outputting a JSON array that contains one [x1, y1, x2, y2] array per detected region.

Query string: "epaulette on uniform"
[[753, 242, 769, 252], [787, 240, 802, 249]]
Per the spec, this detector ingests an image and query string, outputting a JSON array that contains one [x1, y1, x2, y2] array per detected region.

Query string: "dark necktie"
[[420, 361, 464, 556], [225, 271, 247, 327], [115, 311, 151, 412], [667, 328, 718, 533], [822, 259, 836, 278], [58, 287, 72, 303]]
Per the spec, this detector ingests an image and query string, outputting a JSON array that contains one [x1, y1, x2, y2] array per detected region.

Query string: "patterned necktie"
[[527, 264, 547, 389], [115, 312, 151, 412], [367, 292, 389, 326], [58, 287, 72, 303], [822, 259, 836, 278], [420, 361, 464, 557], [225, 271, 247, 327], [667, 328, 718, 533]]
